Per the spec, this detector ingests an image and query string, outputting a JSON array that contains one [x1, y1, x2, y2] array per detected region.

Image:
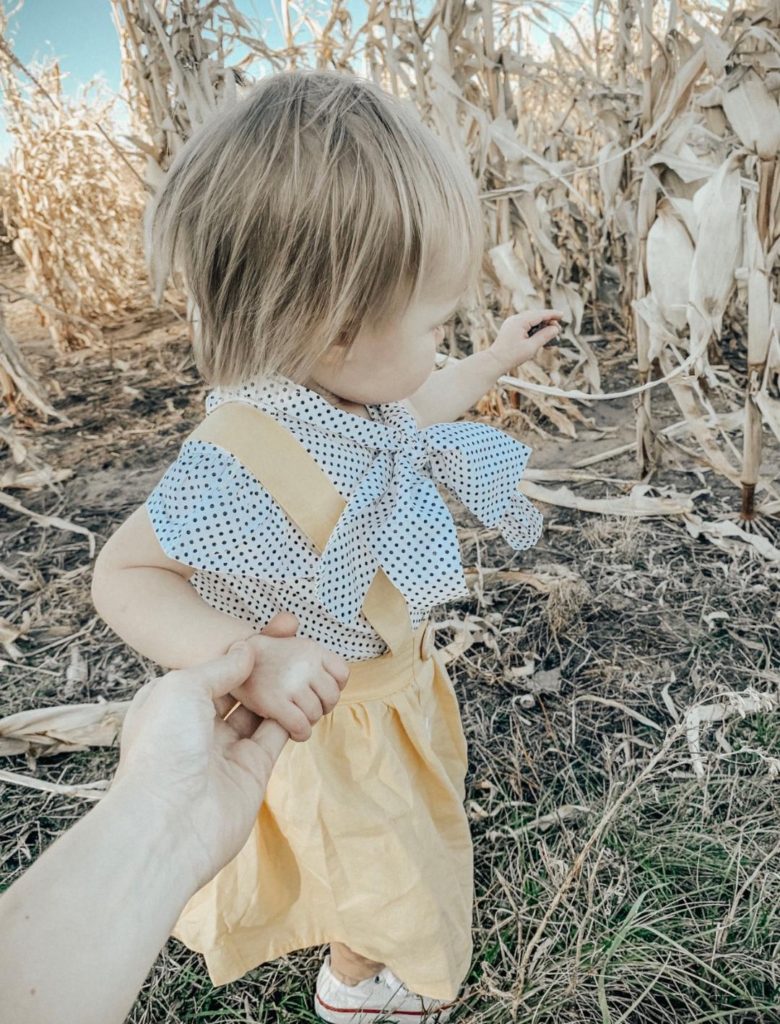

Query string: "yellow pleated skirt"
[[171, 621, 473, 1001], [173, 401, 474, 1001]]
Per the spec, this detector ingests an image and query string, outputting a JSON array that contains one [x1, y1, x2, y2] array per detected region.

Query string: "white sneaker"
[[314, 954, 458, 1022]]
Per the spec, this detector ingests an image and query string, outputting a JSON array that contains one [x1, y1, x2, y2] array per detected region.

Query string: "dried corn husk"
[[688, 155, 743, 341], [0, 769, 110, 802], [646, 200, 695, 331], [0, 700, 129, 756], [598, 140, 625, 215], [721, 69, 780, 160], [519, 480, 693, 518], [686, 690, 779, 779]]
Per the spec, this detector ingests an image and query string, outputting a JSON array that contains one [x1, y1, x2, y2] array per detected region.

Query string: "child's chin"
[[339, 354, 436, 405], [368, 380, 428, 404], [381, 363, 437, 403]]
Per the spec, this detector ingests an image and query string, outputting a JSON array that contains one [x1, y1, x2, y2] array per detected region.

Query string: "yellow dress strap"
[[187, 401, 412, 656]]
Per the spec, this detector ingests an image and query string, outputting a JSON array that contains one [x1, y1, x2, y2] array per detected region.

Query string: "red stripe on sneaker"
[[316, 993, 456, 1017]]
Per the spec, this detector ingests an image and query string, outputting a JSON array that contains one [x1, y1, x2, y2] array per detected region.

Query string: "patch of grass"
[[2, 326, 779, 1023]]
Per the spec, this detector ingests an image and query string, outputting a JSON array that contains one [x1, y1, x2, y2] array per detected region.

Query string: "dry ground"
[[1, 248, 779, 1023]]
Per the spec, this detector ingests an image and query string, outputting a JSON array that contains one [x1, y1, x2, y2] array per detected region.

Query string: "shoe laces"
[[357, 968, 448, 1024], [375, 966, 408, 993], [374, 971, 448, 1022]]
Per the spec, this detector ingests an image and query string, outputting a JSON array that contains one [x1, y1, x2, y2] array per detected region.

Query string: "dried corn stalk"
[[0, 700, 129, 757], [110, 0, 273, 177], [110, 0, 779, 517], [629, 5, 780, 515], [0, 306, 60, 419], [0, 24, 150, 350], [0, 0, 774, 515]]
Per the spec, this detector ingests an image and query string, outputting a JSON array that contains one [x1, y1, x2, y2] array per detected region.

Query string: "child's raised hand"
[[485, 308, 565, 376], [228, 633, 350, 742]]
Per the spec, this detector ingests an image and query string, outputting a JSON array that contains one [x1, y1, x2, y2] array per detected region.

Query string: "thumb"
[[260, 611, 299, 638], [187, 643, 255, 702]]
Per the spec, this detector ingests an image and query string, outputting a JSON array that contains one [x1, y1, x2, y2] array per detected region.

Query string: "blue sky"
[[0, 0, 282, 156], [0, 0, 583, 159]]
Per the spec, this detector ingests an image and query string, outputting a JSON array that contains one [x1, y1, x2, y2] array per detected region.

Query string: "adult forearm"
[[93, 565, 256, 668], [409, 350, 502, 426], [0, 778, 200, 1024]]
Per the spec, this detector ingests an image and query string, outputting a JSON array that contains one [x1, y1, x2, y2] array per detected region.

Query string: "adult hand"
[[112, 611, 301, 890], [0, 611, 337, 1024]]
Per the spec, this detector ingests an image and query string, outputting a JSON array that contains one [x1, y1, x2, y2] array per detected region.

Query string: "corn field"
[[0, 3, 779, 1023], [1, 0, 779, 524]]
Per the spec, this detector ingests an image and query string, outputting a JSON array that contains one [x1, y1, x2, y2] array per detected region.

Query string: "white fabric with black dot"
[[146, 373, 543, 661]]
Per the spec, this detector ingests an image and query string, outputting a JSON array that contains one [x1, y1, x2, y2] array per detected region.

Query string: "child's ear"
[[318, 330, 350, 367], [334, 323, 362, 352]]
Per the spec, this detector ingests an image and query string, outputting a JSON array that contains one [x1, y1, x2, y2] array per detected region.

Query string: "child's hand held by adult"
[[229, 633, 350, 742], [486, 308, 565, 376]]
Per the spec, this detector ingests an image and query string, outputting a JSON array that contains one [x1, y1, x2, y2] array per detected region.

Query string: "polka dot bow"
[[315, 416, 544, 626]]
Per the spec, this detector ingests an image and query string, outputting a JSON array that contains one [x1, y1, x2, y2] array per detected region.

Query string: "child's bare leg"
[[330, 941, 384, 985]]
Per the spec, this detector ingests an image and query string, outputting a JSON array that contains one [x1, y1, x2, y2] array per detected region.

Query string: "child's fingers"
[[322, 650, 350, 688], [525, 311, 563, 332], [292, 688, 324, 726], [259, 611, 299, 638], [280, 703, 312, 742], [528, 308, 564, 323], [311, 672, 342, 715], [527, 320, 563, 341]]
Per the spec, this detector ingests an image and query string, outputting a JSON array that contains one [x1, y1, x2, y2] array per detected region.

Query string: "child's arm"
[[406, 309, 564, 427], [92, 506, 349, 741], [92, 505, 258, 669]]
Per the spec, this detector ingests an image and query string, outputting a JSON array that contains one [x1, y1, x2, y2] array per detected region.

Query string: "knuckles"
[[243, 632, 345, 737]]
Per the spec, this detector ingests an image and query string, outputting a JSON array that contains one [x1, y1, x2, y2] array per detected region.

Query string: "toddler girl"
[[92, 68, 561, 1023]]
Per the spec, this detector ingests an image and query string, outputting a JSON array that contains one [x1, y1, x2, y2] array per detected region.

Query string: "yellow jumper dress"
[[170, 402, 474, 1002]]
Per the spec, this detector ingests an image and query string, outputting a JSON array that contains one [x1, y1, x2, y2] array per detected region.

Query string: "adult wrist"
[[104, 776, 203, 900]]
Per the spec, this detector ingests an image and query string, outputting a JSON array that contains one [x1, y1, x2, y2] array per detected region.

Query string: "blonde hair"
[[147, 68, 484, 386]]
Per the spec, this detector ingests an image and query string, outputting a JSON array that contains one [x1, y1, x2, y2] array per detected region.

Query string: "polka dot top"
[[146, 372, 543, 661]]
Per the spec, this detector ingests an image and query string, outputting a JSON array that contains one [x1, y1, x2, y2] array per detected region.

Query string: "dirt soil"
[[1, 247, 779, 1023]]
